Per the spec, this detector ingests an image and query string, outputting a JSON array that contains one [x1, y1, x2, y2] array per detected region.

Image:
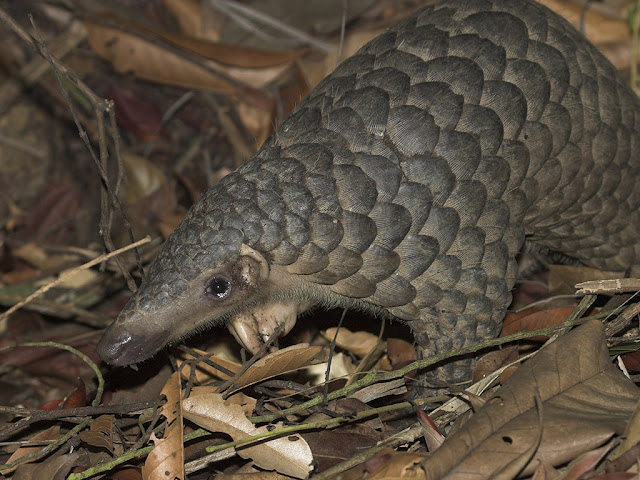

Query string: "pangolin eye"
[[205, 276, 231, 299]]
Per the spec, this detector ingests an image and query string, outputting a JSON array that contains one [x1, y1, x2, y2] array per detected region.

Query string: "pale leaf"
[[183, 392, 312, 478], [142, 372, 184, 480]]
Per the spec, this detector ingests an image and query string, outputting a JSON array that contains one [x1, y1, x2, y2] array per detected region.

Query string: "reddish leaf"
[[107, 86, 165, 141], [416, 408, 444, 452], [62, 382, 87, 409], [502, 305, 577, 338], [621, 352, 640, 373], [386, 338, 417, 370], [303, 427, 381, 472]]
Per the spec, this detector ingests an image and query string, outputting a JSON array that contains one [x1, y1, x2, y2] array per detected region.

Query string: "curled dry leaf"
[[183, 392, 312, 478], [79, 415, 114, 453], [230, 344, 324, 391], [422, 320, 640, 479], [142, 372, 184, 480]]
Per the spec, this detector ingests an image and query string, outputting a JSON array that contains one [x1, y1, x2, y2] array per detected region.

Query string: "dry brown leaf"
[[231, 344, 324, 391], [108, 86, 164, 140], [111, 466, 143, 480], [298, 27, 387, 89], [304, 352, 356, 387], [152, 28, 307, 69], [189, 387, 257, 416], [5, 426, 61, 473], [363, 451, 426, 480], [164, 0, 221, 42], [122, 154, 169, 204], [12, 451, 81, 480], [211, 473, 294, 480], [611, 399, 640, 460], [12, 243, 71, 271], [502, 305, 578, 338], [183, 392, 313, 478], [303, 426, 383, 473], [532, 461, 559, 480], [93, 9, 307, 68], [386, 337, 417, 369], [235, 99, 274, 149], [348, 379, 407, 403], [323, 327, 380, 357], [55, 268, 100, 290], [85, 21, 235, 92], [561, 440, 616, 480], [422, 320, 640, 478], [472, 346, 520, 383], [143, 372, 184, 480], [416, 408, 445, 452], [84, 17, 301, 93], [79, 415, 114, 453]]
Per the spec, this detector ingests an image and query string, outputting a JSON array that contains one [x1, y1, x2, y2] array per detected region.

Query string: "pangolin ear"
[[237, 244, 270, 287]]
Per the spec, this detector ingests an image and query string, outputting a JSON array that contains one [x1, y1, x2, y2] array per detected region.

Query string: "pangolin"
[[97, 0, 640, 383]]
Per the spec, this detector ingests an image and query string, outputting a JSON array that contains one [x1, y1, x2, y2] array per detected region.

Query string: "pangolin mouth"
[[226, 300, 314, 354]]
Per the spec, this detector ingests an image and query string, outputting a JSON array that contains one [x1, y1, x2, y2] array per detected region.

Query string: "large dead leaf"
[[89, 9, 308, 68], [84, 21, 233, 93], [183, 391, 312, 478], [84, 14, 302, 94], [422, 320, 640, 478], [142, 372, 184, 480]]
